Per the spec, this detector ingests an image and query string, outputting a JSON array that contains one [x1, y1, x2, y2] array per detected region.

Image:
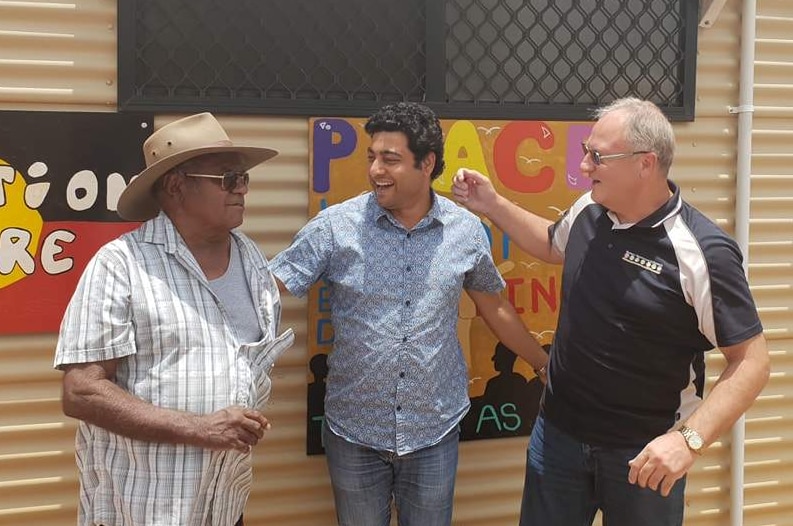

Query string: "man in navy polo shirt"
[[452, 97, 770, 526]]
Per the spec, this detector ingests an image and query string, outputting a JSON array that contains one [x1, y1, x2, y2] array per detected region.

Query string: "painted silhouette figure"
[[461, 343, 548, 440], [307, 353, 329, 454]]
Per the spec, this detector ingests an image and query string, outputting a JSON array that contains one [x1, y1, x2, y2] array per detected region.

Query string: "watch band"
[[679, 425, 705, 454]]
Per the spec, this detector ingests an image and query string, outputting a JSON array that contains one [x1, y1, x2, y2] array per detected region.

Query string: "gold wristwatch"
[[678, 425, 705, 454]]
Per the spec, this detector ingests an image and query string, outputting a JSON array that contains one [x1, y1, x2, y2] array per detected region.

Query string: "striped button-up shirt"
[[271, 192, 504, 455], [54, 212, 293, 526]]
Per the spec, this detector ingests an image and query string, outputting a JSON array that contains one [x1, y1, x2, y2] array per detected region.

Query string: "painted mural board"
[[0, 111, 151, 334], [306, 116, 592, 453]]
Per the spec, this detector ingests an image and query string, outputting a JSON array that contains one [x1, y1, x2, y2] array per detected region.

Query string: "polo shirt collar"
[[606, 180, 682, 230]]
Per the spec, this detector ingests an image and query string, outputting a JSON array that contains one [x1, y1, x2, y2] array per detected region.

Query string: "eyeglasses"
[[581, 142, 651, 166], [182, 171, 250, 191]]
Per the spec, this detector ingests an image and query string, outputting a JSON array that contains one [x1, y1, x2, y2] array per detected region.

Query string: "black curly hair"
[[364, 102, 446, 180]]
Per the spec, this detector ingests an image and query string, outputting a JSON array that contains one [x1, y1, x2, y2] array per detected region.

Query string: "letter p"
[[312, 119, 357, 193]]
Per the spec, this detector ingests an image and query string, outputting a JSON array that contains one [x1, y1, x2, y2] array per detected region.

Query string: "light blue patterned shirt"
[[271, 192, 504, 454]]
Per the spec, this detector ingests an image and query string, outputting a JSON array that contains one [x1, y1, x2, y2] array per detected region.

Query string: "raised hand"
[[451, 168, 499, 214]]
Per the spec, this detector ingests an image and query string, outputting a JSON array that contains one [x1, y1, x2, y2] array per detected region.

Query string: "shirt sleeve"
[[702, 234, 764, 347], [668, 209, 763, 349], [463, 219, 506, 293], [54, 243, 136, 368], [549, 192, 595, 257], [270, 210, 333, 298]]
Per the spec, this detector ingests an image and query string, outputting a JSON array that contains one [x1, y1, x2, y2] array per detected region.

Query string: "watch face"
[[682, 427, 704, 450], [689, 433, 704, 450]]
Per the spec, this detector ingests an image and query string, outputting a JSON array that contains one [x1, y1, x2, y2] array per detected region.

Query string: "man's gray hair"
[[594, 98, 675, 175]]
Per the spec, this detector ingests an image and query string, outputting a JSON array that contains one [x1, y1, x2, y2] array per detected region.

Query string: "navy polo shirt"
[[543, 181, 763, 448]]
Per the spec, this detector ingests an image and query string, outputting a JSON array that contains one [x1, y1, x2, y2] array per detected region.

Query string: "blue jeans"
[[323, 423, 459, 526], [519, 415, 686, 526]]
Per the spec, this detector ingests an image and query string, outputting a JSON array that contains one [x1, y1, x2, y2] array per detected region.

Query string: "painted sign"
[[306, 116, 592, 453], [0, 111, 151, 334]]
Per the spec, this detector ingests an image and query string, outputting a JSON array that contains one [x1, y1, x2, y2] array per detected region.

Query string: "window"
[[118, 0, 697, 120]]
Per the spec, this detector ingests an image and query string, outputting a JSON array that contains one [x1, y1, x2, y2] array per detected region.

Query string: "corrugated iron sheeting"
[[1, 0, 793, 525], [0, 0, 117, 111], [745, 4, 793, 526]]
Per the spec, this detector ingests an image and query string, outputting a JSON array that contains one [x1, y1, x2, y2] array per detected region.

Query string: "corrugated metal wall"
[[676, 5, 755, 523], [745, 0, 793, 524], [0, 1, 121, 524], [1, 0, 791, 524]]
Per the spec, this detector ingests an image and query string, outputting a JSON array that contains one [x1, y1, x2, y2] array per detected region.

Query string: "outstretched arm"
[[62, 360, 271, 453], [627, 333, 770, 496], [452, 168, 561, 264]]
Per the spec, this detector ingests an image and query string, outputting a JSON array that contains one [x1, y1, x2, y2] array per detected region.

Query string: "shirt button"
[[399, 372, 405, 378], [405, 300, 410, 306], [607, 243, 614, 249], [402, 336, 407, 343], [396, 405, 402, 411], [406, 233, 411, 238], [406, 266, 411, 272]]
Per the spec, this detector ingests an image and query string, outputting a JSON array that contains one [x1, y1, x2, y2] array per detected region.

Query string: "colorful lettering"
[[434, 120, 490, 193], [493, 121, 555, 194], [313, 119, 357, 193]]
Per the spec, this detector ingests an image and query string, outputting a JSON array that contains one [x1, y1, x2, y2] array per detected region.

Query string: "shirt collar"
[[606, 180, 682, 229], [368, 190, 445, 230], [140, 211, 182, 253], [140, 211, 244, 253]]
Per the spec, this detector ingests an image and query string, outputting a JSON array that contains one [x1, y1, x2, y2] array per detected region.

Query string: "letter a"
[[433, 120, 490, 193]]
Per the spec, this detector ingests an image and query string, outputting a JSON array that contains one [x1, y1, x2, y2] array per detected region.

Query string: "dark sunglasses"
[[183, 171, 250, 191], [581, 142, 651, 166]]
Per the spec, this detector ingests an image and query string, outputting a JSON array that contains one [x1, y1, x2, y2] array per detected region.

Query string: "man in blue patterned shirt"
[[271, 102, 549, 526]]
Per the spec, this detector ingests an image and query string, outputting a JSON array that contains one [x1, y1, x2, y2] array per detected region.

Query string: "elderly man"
[[54, 112, 293, 526], [453, 97, 770, 526]]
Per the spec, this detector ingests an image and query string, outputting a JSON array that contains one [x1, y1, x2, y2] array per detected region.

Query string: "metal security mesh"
[[118, 0, 696, 120], [125, 0, 425, 102], [447, 0, 686, 105]]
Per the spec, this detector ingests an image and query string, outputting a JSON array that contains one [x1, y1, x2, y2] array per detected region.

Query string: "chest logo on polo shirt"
[[622, 250, 663, 275]]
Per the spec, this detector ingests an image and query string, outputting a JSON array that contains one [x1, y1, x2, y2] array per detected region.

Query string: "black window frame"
[[118, 0, 698, 121]]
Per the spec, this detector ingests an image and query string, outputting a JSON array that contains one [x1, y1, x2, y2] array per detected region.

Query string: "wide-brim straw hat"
[[117, 112, 278, 221]]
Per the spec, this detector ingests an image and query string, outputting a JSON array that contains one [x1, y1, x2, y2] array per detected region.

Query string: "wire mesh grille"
[[131, 0, 425, 102], [119, 0, 696, 120], [446, 0, 686, 105]]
